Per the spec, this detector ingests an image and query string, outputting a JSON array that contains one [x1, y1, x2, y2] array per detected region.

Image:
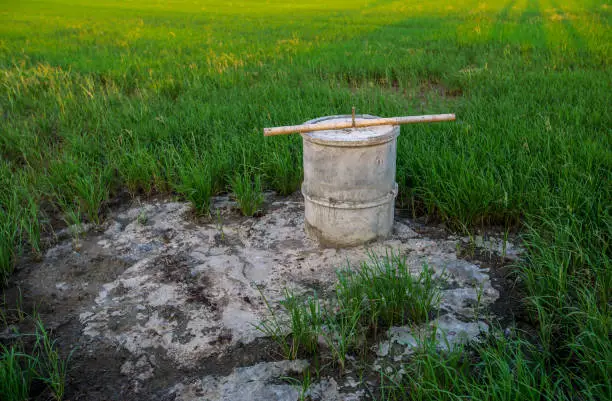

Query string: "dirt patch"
[[1, 194, 521, 400], [458, 243, 531, 332], [3, 243, 134, 400], [487, 263, 531, 331]]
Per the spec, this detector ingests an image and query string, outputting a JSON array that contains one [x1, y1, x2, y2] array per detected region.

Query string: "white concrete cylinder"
[[301, 115, 399, 247]]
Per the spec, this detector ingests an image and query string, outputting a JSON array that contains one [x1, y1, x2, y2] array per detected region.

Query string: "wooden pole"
[[264, 113, 455, 136]]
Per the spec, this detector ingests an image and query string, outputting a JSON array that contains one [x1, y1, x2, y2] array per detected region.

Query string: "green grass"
[[230, 165, 265, 216], [256, 254, 441, 372], [336, 252, 440, 332], [0, 344, 35, 401], [282, 289, 324, 359], [254, 288, 324, 360], [1, 0, 610, 399], [379, 332, 580, 401], [0, 313, 71, 401]]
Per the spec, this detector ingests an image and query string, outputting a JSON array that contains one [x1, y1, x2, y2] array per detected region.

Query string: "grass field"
[[1, 0, 610, 399]]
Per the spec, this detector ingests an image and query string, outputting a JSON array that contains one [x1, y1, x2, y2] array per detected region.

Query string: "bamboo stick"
[[263, 113, 455, 136]]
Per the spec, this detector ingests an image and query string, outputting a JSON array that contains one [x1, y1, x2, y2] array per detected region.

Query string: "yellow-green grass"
[[1, 0, 610, 399]]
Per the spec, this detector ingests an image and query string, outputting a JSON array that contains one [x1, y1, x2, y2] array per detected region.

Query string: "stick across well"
[[263, 113, 455, 136]]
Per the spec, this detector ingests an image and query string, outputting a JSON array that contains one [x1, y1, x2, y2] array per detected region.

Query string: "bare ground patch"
[[2, 194, 523, 400]]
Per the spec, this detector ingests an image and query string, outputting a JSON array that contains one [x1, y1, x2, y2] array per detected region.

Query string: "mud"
[[3, 194, 523, 400]]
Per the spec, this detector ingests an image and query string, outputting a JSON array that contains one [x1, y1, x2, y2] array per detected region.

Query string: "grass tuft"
[[175, 160, 214, 216], [230, 169, 265, 217], [336, 251, 441, 332], [256, 252, 441, 371], [0, 343, 35, 401], [0, 312, 71, 401], [281, 289, 323, 359]]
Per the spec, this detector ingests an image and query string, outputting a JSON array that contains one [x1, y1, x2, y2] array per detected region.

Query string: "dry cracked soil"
[[2, 193, 523, 401]]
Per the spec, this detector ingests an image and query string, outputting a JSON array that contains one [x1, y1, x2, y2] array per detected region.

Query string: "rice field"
[[1, 0, 610, 399]]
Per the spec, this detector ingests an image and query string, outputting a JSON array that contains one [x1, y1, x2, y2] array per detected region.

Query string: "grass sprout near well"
[[321, 298, 364, 373], [255, 288, 324, 361], [281, 289, 323, 359], [336, 251, 441, 332], [256, 252, 441, 371]]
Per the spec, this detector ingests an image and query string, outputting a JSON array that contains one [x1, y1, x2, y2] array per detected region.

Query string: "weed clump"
[[230, 170, 264, 217], [175, 162, 214, 216], [255, 251, 441, 371], [336, 252, 440, 332]]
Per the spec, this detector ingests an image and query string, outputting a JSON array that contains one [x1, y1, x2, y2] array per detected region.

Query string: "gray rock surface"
[[170, 360, 309, 401]]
